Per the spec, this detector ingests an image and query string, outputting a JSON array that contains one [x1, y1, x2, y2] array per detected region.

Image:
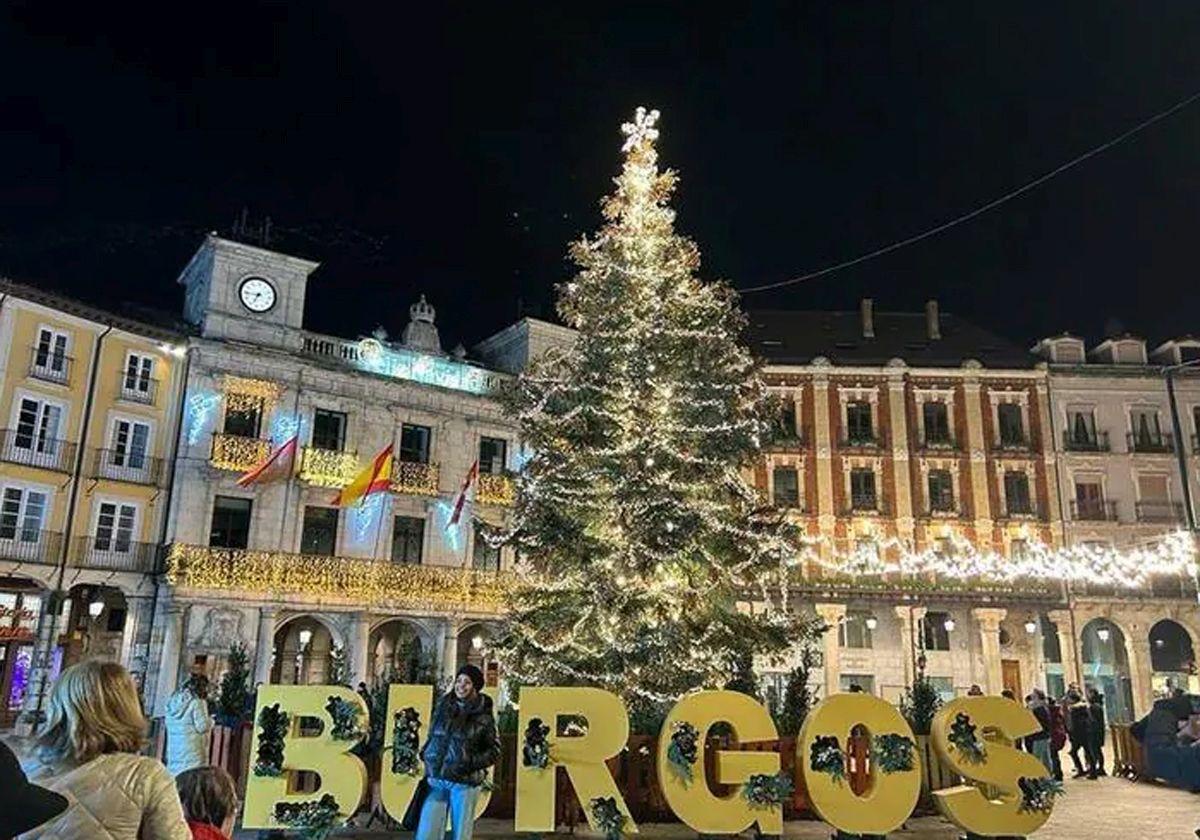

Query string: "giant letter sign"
[[798, 692, 921, 836], [515, 687, 635, 833], [243, 686, 369, 829], [658, 690, 783, 835], [931, 696, 1052, 837]]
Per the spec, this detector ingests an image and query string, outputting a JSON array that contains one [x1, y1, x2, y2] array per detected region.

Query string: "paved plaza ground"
[[237, 774, 1199, 839]]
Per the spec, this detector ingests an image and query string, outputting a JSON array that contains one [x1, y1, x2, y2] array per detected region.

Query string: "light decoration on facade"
[[164, 543, 509, 614], [810, 531, 1197, 591], [299, 447, 360, 488], [271, 412, 303, 443], [186, 391, 221, 445], [349, 492, 389, 546], [392, 461, 440, 496], [476, 473, 515, 506], [355, 338, 503, 396], [209, 433, 271, 472], [434, 499, 466, 554], [222, 375, 283, 402]]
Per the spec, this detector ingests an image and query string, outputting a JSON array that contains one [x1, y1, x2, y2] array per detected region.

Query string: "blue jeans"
[[1030, 738, 1053, 772], [415, 778, 480, 840]]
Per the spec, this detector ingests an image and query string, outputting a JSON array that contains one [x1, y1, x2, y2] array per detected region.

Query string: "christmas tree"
[[215, 641, 251, 726], [776, 639, 821, 737], [493, 107, 816, 714]]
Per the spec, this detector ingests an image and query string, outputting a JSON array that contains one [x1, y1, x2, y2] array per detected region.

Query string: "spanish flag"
[[331, 443, 394, 507], [236, 435, 298, 487]]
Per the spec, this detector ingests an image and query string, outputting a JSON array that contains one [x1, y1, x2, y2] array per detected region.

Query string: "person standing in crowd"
[[176, 765, 239, 840], [1087, 687, 1107, 776], [17, 661, 191, 839], [0, 740, 67, 839], [1023, 691, 1053, 772], [1066, 688, 1098, 779], [166, 673, 214, 777], [967, 684, 984, 696], [1048, 695, 1067, 781], [416, 665, 500, 840]]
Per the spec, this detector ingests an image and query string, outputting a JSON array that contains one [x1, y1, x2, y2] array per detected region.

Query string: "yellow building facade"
[[0, 280, 187, 726]]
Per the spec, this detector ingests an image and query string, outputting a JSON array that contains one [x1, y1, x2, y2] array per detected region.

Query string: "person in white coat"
[[18, 660, 191, 840], [165, 674, 213, 777]]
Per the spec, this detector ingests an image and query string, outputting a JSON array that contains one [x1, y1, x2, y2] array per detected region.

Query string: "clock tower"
[[177, 234, 320, 349]]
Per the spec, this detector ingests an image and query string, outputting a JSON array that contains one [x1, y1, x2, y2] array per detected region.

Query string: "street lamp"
[[943, 616, 956, 632], [471, 635, 484, 650], [87, 597, 104, 619], [1024, 619, 1038, 635], [1097, 626, 1111, 644], [865, 615, 879, 631]]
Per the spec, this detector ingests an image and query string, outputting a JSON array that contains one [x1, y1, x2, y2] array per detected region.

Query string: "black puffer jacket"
[[422, 692, 500, 786]]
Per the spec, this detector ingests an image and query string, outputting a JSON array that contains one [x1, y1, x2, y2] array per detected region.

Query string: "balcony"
[[1063, 430, 1110, 453], [164, 542, 511, 614], [0, 530, 61, 565], [210, 433, 271, 472], [918, 432, 958, 451], [0, 430, 76, 472], [925, 501, 961, 518], [92, 448, 164, 486], [847, 494, 885, 515], [1070, 499, 1118, 522], [28, 346, 72, 385], [73, 537, 160, 573], [839, 434, 882, 450], [1135, 501, 1186, 524], [298, 447, 359, 488], [392, 460, 439, 496], [477, 472, 515, 506], [1127, 431, 1174, 454], [994, 434, 1031, 453], [1000, 503, 1039, 520], [118, 375, 158, 405], [764, 433, 806, 452]]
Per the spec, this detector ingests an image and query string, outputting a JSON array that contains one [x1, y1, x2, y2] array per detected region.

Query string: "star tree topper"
[[621, 106, 661, 152]]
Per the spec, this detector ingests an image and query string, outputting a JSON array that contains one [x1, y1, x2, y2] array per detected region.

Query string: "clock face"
[[238, 276, 277, 313]]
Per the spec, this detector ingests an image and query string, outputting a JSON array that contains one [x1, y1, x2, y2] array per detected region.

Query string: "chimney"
[[860, 298, 875, 339], [925, 299, 941, 340]]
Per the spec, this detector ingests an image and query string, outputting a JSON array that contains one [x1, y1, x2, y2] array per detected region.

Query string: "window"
[[209, 496, 252, 549], [1004, 471, 1032, 515], [839, 674, 876, 694], [778, 398, 798, 438], [922, 611, 952, 651], [997, 403, 1024, 446], [1067, 410, 1097, 446], [391, 516, 424, 564], [923, 402, 951, 445], [311, 409, 347, 451], [926, 676, 956, 702], [479, 436, 508, 474], [223, 397, 262, 438], [95, 502, 136, 552], [14, 397, 63, 455], [0, 488, 47, 542], [110, 419, 150, 469], [1130, 408, 1162, 446], [849, 468, 876, 510], [772, 467, 800, 508], [1010, 538, 1030, 561], [399, 424, 431, 464], [839, 614, 874, 649], [300, 506, 338, 556], [32, 328, 69, 379], [472, 523, 500, 570], [927, 469, 954, 512], [1074, 482, 1105, 519], [122, 353, 154, 399], [846, 401, 873, 443], [1194, 406, 1200, 439]]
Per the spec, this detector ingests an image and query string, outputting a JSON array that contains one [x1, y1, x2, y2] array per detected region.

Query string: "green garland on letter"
[[273, 793, 342, 840], [253, 703, 289, 777], [1018, 776, 1065, 813], [666, 720, 700, 783], [743, 772, 794, 808], [391, 706, 423, 775], [947, 712, 987, 764], [325, 695, 364, 742], [809, 735, 846, 782], [590, 796, 626, 840], [872, 732, 916, 773]]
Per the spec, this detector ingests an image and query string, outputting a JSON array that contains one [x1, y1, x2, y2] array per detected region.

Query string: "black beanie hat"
[[457, 663, 484, 692]]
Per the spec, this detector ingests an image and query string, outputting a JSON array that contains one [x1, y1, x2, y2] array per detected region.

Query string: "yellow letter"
[[931, 696, 1053, 836], [515, 687, 635, 834], [798, 693, 921, 836], [243, 685, 369, 829], [379, 684, 499, 822], [657, 690, 782, 835]]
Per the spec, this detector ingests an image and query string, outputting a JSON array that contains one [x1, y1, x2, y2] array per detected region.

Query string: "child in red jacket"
[[175, 766, 239, 840]]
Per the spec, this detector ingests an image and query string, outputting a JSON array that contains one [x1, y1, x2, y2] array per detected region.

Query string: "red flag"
[[236, 435, 298, 487], [448, 459, 479, 526]]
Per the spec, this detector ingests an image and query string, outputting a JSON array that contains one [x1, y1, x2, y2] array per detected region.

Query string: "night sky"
[[2, 3, 1200, 352]]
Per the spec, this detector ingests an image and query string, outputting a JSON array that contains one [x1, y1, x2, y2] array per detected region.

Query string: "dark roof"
[[0, 277, 190, 341], [745, 309, 1033, 369]]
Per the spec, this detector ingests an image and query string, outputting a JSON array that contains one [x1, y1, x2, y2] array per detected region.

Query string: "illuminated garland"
[[300, 447, 360, 488], [223, 374, 283, 402], [165, 543, 510, 614], [393, 461, 440, 496], [210, 433, 271, 472], [477, 473, 516, 506]]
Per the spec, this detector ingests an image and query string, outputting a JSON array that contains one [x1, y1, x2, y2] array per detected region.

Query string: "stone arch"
[[456, 620, 501, 687], [367, 617, 434, 683], [271, 614, 341, 685], [1149, 618, 1197, 695], [1080, 617, 1135, 723]]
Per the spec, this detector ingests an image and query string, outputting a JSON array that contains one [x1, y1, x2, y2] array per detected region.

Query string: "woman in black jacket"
[[415, 665, 500, 840]]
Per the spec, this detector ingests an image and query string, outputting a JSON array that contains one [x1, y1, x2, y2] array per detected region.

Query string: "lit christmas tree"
[[493, 107, 817, 715]]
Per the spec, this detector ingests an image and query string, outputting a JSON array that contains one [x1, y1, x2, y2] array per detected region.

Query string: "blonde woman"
[[18, 661, 190, 840]]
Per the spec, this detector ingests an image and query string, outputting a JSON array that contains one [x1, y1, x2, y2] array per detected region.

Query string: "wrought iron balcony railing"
[[210, 433, 271, 472], [0, 429, 76, 472], [73, 536, 161, 573], [839, 434, 882, 449], [392, 460, 439, 496], [118, 374, 158, 405], [92, 448, 164, 485], [1127, 431, 1174, 454], [0, 530, 61, 565], [1135, 501, 1185, 524], [28, 345, 71, 385], [1070, 499, 1118, 522], [1063, 429, 1110, 453], [994, 434, 1031, 452], [918, 432, 958, 451], [847, 494, 885, 515]]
